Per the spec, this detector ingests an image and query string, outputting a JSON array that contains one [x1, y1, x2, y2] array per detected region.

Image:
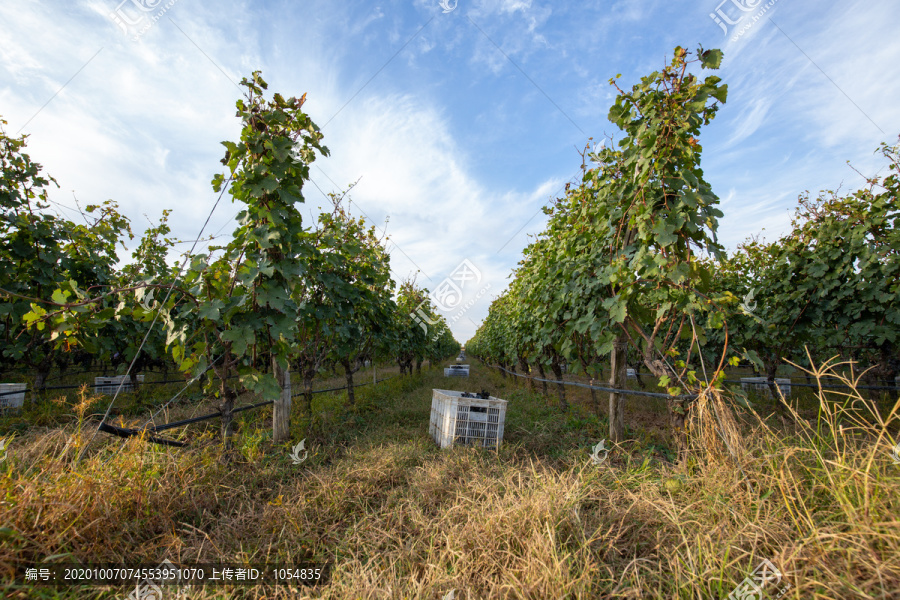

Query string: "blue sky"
[[1, 0, 898, 344]]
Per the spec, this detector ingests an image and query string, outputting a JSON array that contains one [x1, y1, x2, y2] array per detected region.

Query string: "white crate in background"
[[740, 377, 791, 398], [626, 368, 636, 379], [430, 389, 507, 449], [444, 365, 469, 377], [93, 374, 145, 395], [0, 383, 27, 410]]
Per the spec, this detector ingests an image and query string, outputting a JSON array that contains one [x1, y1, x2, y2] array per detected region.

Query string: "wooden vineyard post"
[[273, 358, 291, 443], [609, 333, 627, 443]]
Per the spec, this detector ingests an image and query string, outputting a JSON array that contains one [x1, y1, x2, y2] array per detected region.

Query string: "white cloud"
[[723, 95, 772, 149], [311, 87, 562, 340]]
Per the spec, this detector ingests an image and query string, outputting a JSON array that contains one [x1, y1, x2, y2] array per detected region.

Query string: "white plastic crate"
[[430, 389, 507, 449], [740, 377, 791, 398], [0, 383, 26, 411], [93, 374, 145, 395], [444, 365, 469, 377]]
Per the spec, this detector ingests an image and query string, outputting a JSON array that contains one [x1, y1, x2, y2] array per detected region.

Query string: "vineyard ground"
[[513, 361, 900, 438], [2, 362, 899, 598], [0, 361, 405, 439]]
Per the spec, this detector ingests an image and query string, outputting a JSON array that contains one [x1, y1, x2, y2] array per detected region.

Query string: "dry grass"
[[1, 359, 899, 599]]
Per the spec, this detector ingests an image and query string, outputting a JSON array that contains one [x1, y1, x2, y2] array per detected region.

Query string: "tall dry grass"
[[0, 359, 898, 599]]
